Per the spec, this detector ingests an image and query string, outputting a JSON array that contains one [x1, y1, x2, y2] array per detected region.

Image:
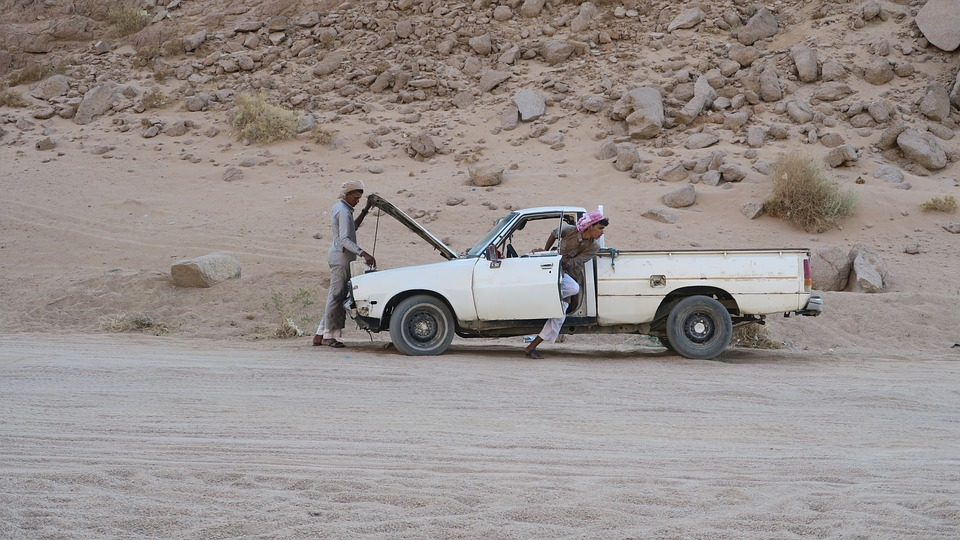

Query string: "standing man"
[[313, 180, 377, 348], [524, 209, 609, 359]]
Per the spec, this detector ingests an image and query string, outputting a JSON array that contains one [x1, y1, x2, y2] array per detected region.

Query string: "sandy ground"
[[1, 333, 959, 539]]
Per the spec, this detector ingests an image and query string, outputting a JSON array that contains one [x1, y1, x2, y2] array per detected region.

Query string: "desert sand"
[[2, 0, 960, 537]]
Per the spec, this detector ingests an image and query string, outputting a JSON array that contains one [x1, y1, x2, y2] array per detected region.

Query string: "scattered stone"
[[35, 137, 55, 151], [897, 129, 948, 170], [223, 167, 243, 182], [919, 84, 951, 122], [446, 197, 465, 206], [916, 0, 960, 51], [165, 120, 190, 137], [407, 133, 436, 162], [759, 64, 783, 102], [811, 245, 852, 291], [512, 89, 546, 121], [596, 140, 617, 160], [684, 132, 719, 149], [610, 87, 664, 139], [728, 44, 760, 67], [667, 8, 704, 32], [943, 221, 960, 234], [674, 75, 715, 125], [736, 7, 779, 45], [864, 58, 895, 85], [657, 163, 689, 182], [813, 82, 853, 101], [469, 163, 504, 186], [541, 40, 576, 65], [30, 74, 70, 100], [570, 2, 599, 33], [790, 44, 819, 83], [183, 29, 208, 52], [74, 84, 117, 125], [873, 165, 904, 183], [904, 244, 920, 255], [850, 245, 890, 293], [641, 209, 679, 224], [661, 184, 696, 208], [520, 0, 546, 18], [719, 163, 747, 182], [741, 202, 764, 219], [786, 100, 814, 124], [479, 70, 511, 92], [613, 143, 640, 171], [171, 252, 242, 288], [825, 144, 859, 168]]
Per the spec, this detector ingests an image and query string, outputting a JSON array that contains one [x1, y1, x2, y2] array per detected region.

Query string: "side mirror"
[[485, 244, 500, 261]]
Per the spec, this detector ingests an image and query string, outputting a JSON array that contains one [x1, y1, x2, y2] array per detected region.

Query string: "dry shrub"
[[311, 125, 339, 145], [764, 152, 857, 233], [232, 92, 299, 144], [731, 324, 782, 349], [263, 288, 316, 339], [7, 62, 64, 87], [0, 90, 28, 108], [98, 313, 169, 335], [141, 91, 170, 109], [920, 195, 957, 213], [109, 2, 150, 36]]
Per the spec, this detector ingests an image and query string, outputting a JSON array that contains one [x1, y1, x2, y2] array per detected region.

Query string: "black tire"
[[666, 296, 733, 360], [389, 295, 455, 356], [658, 336, 676, 352]]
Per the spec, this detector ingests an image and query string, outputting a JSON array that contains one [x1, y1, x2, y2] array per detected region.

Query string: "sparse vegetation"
[[263, 288, 317, 339], [6, 62, 64, 87], [141, 91, 170, 110], [920, 195, 957, 213], [98, 312, 169, 335], [0, 90, 28, 108], [108, 2, 151, 36], [311, 125, 339, 145], [731, 324, 782, 349], [764, 152, 857, 233], [231, 92, 300, 144]]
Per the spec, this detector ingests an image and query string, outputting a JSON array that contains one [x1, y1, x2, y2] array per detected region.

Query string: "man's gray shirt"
[[327, 199, 363, 265]]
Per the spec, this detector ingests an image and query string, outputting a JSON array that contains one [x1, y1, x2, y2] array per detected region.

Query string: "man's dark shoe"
[[312, 334, 324, 346]]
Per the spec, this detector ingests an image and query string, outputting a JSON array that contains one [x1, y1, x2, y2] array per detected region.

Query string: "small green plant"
[[108, 2, 150, 36], [920, 195, 957, 213], [263, 288, 317, 338], [141, 91, 170, 109], [764, 152, 857, 233], [232, 92, 300, 144], [731, 324, 782, 349], [0, 90, 28, 108]]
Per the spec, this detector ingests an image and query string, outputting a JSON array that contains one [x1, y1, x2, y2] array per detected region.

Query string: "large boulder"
[[661, 184, 697, 208], [850, 245, 890, 293], [610, 87, 664, 139], [30, 74, 71, 100], [916, 0, 960, 51], [810, 245, 852, 291], [897, 129, 948, 170], [468, 163, 504, 186], [512, 89, 546, 121], [735, 8, 779, 45], [73, 84, 117, 125], [171, 253, 242, 288]]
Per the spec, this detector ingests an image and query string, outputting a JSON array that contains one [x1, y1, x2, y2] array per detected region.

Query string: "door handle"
[[540, 263, 554, 269]]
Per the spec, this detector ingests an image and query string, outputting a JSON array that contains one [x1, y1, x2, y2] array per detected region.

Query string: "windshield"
[[465, 213, 517, 257]]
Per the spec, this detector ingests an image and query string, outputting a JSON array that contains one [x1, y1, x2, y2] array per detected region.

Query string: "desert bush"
[[731, 324, 782, 349], [6, 62, 64, 87], [920, 195, 957, 213], [141, 91, 170, 109], [311, 125, 339, 145], [0, 90, 28, 108], [263, 288, 316, 339], [232, 92, 299, 144], [764, 152, 857, 233], [98, 312, 169, 335], [108, 2, 150, 36]]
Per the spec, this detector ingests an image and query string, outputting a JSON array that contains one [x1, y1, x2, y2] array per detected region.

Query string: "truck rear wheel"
[[389, 295, 455, 356], [666, 296, 732, 360]]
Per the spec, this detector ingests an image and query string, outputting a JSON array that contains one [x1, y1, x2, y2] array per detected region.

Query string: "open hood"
[[367, 194, 458, 260]]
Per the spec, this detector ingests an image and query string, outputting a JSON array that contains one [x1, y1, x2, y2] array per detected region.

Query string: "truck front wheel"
[[389, 295, 455, 356], [666, 296, 732, 360]]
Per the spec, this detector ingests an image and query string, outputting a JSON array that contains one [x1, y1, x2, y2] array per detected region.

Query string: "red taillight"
[[803, 259, 812, 292]]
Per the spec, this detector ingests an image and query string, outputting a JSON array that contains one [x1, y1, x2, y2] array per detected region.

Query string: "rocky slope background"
[[1, 0, 959, 353]]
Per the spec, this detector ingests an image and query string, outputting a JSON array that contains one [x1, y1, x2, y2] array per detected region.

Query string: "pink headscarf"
[[576, 208, 604, 232]]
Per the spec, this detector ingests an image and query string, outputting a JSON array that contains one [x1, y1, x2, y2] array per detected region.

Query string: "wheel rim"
[[405, 306, 443, 347], [682, 311, 715, 344]]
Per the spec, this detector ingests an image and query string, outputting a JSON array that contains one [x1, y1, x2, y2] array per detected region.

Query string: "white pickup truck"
[[346, 195, 823, 359]]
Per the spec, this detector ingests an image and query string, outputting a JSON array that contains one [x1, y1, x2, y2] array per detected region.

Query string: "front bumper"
[[344, 298, 383, 332]]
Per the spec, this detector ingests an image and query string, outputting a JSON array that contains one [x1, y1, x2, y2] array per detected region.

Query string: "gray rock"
[[746, 126, 766, 148], [759, 65, 782, 102], [35, 136, 55, 151], [613, 143, 640, 172], [171, 252, 242, 288], [32, 107, 56, 120], [512, 89, 546, 121], [919, 84, 951, 122], [863, 58, 895, 85], [468, 34, 493, 56], [641, 209, 679, 224], [493, 6, 513, 21], [662, 184, 696, 208], [469, 163, 505, 186], [164, 121, 189, 137], [824, 144, 859, 168], [185, 94, 209, 112], [877, 121, 908, 149], [407, 133, 436, 161], [610, 87, 664, 139], [860, 1, 883, 21], [183, 30, 207, 52], [539, 131, 563, 146], [820, 133, 845, 148], [821, 60, 847, 82], [222, 167, 243, 182], [520, 0, 546, 17], [872, 165, 904, 183], [810, 245, 852, 291], [541, 40, 576, 66], [684, 132, 719, 149], [313, 51, 346, 77], [657, 163, 689, 182], [701, 170, 722, 186], [850, 245, 889, 293], [728, 44, 760, 67], [736, 7, 779, 45], [719, 163, 746, 182], [867, 101, 891, 123], [570, 2, 598, 32], [752, 159, 773, 175], [943, 221, 960, 234], [790, 44, 819, 83], [741, 202, 764, 219], [479, 70, 511, 92], [897, 129, 948, 170], [73, 84, 117, 125], [916, 0, 960, 51], [501, 104, 520, 130], [927, 123, 955, 141], [581, 95, 605, 113], [596, 140, 617, 160], [674, 75, 715, 125], [668, 7, 704, 32], [724, 110, 751, 132], [30, 74, 70, 100], [786, 100, 814, 124], [813, 82, 853, 101], [952, 70, 960, 109], [142, 125, 161, 138]]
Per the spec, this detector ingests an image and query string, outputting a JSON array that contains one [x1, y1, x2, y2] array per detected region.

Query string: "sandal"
[[524, 349, 543, 359], [322, 338, 345, 348]]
